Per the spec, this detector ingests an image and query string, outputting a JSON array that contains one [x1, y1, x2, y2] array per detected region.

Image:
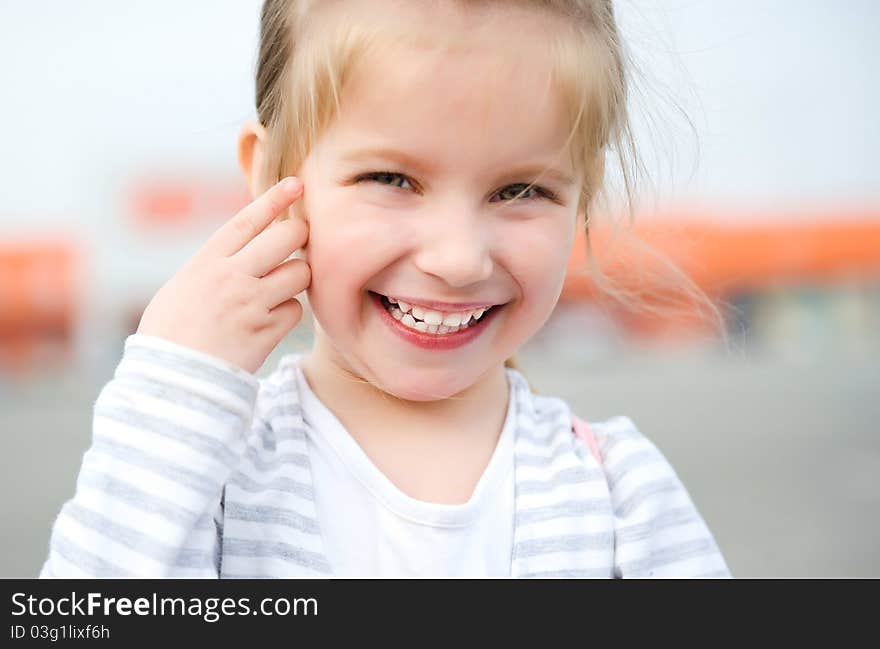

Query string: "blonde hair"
[[253, 0, 726, 387]]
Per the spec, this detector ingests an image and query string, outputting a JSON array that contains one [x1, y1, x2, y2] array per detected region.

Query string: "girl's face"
[[293, 3, 582, 401]]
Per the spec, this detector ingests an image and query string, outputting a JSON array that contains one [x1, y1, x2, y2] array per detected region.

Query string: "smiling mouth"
[[370, 291, 502, 335]]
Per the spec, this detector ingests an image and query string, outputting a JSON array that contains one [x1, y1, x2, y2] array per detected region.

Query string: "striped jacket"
[[39, 334, 731, 578]]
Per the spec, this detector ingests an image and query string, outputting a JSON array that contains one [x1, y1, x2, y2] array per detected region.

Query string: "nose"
[[411, 205, 494, 288]]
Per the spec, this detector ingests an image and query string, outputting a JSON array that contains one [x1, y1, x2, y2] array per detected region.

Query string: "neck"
[[298, 333, 510, 445]]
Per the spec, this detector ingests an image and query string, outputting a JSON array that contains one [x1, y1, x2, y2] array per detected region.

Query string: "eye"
[[493, 183, 556, 203], [355, 171, 413, 190], [354, 171, 557, 203]]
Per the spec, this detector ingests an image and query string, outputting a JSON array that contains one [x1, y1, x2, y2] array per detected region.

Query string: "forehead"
[[315, 1, 575, 168], [333, 0, 567, 48]]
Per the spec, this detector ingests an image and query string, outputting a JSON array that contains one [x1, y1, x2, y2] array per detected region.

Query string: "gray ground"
[[2, 304, 878, 578]]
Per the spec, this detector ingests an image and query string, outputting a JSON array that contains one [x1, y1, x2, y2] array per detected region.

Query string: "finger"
[[265, 297, 304, 334], [234, 215, 308, 278], [259, 258, 311, 309], [202, 177, 302, 258]]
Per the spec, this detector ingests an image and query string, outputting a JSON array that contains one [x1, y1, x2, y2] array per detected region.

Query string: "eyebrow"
[[340, 146, 577, 188]]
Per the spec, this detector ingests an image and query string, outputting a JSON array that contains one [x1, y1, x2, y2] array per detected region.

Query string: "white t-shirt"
[[293, 361, 516, 578]]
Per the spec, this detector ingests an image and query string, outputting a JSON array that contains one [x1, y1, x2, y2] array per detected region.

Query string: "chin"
[[369, 367, 471, 403]]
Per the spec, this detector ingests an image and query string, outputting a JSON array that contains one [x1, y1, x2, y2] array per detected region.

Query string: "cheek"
[[503, 222, 573, 298], [306, 194, 409, 266], [303, 203, 391, 310], [305, 233, 363, 310], [308, 223, 385, 278]]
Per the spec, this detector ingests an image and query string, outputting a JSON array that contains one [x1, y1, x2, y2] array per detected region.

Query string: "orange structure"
[[129, 172, 251, 228], [0, 237, 80, 372], [561, 212, 880, 336]]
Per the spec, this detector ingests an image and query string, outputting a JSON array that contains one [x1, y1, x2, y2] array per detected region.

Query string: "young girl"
[[40, 0, 731, 578]]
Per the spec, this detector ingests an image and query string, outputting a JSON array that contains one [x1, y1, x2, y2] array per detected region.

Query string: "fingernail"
[[282, 177, 300, 192]]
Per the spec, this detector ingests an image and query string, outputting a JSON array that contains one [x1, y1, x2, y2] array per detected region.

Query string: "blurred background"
[[1, 0, 878, 578]]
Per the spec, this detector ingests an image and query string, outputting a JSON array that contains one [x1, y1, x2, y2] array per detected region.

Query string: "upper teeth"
[[386, 297, 489, 326]]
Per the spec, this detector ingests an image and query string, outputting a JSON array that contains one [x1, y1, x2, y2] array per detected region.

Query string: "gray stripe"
[[224, 502, 320, 535], [267, 425, 309, 445], [222, 538, 331, 573], [230, 471, 315, 501], [616, 506, 701, 544], [514, 532, 613, 558], [518, 434, 580, 459], [535, 410, 569, 429], [598, 427, 644, 455], [252, 424, 308, 449], [51, 531, 135, 578], [251, 419, 307, 451], [244, 445, 310, 471], [521, 408, 571, 435], [177, 548, 216, 570], [261, 403, 305, 422], [124, 343, 256, 402], [520, 568, 612, 579], [95, 404, 240, 468], [613, 478, 682, 518], [76, 471, 210, 528], [113, 374, 248, 421], [515, 424, 556, 445], [254, 420, 277, 452], [616, 537, 720, 576], [62, 502, 214, 569], [517, 498, 613, 526], [604, 449, 663, 490], [90, 437, 220, 497], [516, 466, 603, 495]]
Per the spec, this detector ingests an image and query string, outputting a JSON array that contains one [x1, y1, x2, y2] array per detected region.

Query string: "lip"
[[370, 291, 503, 351], [378, 294, 500, 313]]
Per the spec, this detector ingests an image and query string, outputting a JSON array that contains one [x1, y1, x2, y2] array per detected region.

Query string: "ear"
[[237, 120, 271, 199]]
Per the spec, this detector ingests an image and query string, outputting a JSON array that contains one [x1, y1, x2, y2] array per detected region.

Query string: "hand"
[[136, 177, 310, 374]]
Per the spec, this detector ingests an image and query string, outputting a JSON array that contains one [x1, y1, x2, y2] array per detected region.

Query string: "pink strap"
[[572, 414, 602, 465]]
